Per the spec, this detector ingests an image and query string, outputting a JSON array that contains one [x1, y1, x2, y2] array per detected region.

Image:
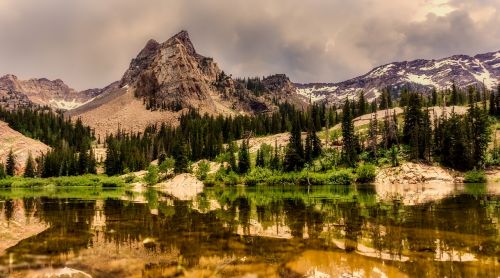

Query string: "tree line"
[[0, 106, 97, 177]]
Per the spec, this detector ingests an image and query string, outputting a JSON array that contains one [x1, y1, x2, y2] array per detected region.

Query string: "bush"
[[124, 172, 137, 183], [329, 169, 354, 185], [144, 165, 159, 185], [196, 161, 211, 181], [355, 164, 377, 183], [245, 167, 274, 186], [224, 171, 241, 186], [464, 170, 487, 183]]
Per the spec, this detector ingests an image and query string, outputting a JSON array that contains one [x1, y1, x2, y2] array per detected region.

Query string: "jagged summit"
[[167, 30, 198, 57], [69, 30, 306, 136]]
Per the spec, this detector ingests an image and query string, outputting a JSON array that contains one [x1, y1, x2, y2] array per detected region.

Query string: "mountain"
[[296, 50, 500, 104], [0, 74, 99, 110], [68, 31, 306, 136]]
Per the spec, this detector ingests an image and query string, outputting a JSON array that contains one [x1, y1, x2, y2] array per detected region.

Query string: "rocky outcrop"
[[375, 162, 456, 185], [120, 30, 283, 114], [156, 173, 204, 201], [0, 74, 99, 110], [69, 30, 308, 136]]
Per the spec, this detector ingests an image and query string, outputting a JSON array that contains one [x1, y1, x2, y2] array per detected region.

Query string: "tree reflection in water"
[[0, 184, 498, 277]]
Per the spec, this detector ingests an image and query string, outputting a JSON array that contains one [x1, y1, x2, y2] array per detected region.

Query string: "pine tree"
[[173, 139, 190, 173], [368, 113, 378, 160], [283, 118, 304, 171], [6, 149, 15, 176], [228, 141, 238, 171], [24, 152, 36, 178], [490, 90, 497, 116], [341, 99, 358, 167], [270, 140, 281, 170], [431, 88, 438, 106], [357, 91, 367, 116], [450, 82, 459, 106], [255, 149, 265, 168], [238, 139, 251, 174]]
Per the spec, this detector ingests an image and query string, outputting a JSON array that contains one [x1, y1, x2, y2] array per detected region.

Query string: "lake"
[[0, 183, 499, 277]]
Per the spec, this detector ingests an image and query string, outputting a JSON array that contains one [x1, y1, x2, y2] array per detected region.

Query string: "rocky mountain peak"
[[167, 30, 198, 57]]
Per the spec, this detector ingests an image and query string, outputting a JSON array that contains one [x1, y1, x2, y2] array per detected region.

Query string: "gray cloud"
[[0, 0, 498, 90]]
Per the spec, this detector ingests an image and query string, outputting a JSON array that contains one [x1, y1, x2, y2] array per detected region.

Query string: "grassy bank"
[[203, 164, 377, 187], [0, 175, 126, 188]]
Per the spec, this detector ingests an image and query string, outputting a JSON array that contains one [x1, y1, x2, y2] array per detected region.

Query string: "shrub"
[[224, 171, 241, 186], [196, 161, 211, 181], [245, 167, 274, 186], [124, 172, 137, 183], [355, 164, 377, 183], [464, 170, 487, 183], [144, 165, 159, 186], [329, 169, 354, 185]]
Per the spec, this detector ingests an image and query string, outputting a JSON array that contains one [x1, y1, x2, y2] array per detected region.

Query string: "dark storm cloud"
[[0, 0, 498, 90]]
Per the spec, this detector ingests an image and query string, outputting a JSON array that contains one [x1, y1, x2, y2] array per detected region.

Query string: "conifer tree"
[[341, 99, 358, 167], [6, 149, 15, 176], [270, 140, 281, 170], [173, 139, 190, 173], [368, 113, 378, 160], [238, 139, 251, 174], [228, 141, 238, 171], [24, 152, 35, 178], [490, 90, 497, 116], [284, 118, 304, 171], [357, 91, 367, 116], [255, 149, 265, 168]]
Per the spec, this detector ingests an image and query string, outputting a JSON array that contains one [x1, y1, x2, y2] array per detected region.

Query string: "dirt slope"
[[0, 121, 51, 175]]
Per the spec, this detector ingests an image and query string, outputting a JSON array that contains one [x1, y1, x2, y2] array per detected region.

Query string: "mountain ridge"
[[296, 50, 500, 104]]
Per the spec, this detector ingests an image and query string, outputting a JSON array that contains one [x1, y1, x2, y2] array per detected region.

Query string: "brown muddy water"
[[0, 183, 498, 277]]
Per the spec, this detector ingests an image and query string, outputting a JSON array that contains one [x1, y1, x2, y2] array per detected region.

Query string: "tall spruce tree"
[[284, 118, 305, 171], [238, 139, 251, 174], [24, 152, 35, 178], [341, 99, 358, 167], [6, 149, 15, 176], [173, 139, 190, 173]]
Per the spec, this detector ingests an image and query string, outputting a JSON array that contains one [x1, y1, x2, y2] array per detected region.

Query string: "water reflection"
[[0, 184, 498, 277]]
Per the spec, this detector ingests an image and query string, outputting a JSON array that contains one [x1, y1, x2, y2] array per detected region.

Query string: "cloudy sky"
[[0, 0, 498, 90]]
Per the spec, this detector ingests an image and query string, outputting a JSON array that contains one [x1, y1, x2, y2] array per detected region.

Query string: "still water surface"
[[0, 183, 498, 277]]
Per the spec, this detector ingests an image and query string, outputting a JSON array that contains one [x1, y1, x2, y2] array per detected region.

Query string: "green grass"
[[463, 170, 487, 183], [0, 175, 127, 188], [205, 167, 355, 186]]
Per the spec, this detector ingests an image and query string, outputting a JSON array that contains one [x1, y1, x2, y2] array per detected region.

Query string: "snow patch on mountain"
[[295, 50, 500, 105], [406, 73, 438, 87]]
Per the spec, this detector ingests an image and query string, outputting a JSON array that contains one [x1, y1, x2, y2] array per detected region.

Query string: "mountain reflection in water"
[[0, 183, 498, 277]]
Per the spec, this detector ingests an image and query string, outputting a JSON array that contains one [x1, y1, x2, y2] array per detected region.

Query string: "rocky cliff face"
[[118, 30, 291, 114], [296, 50, 500, 104], [0, 74, 99, 110]]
